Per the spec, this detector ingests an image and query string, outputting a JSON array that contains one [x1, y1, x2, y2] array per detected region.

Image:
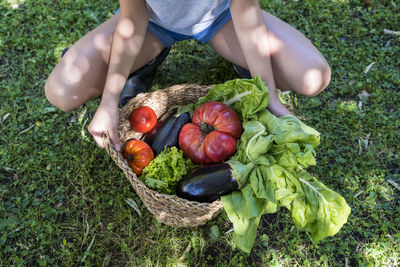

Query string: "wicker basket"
[[103, 84, 224, 227]]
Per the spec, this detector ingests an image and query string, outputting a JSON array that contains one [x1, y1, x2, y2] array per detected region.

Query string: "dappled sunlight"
[[3, 0, 399, 265], [114, 18, 136, 56], [53, 43, 69, 60], [45, 34, 112, 111], [93, 33, 112, 62], [60, 49, 90, 85], [361, 240, 399, 265], [94, 33, 111, 49], [336, 100, 358, 112], [302, 68, 324, 96], [241, 6, 273, 57], [118, 18, 135, 39], [250, 24, 274, 57], [107, 73, 127, 95], [267, 34, 284, 55], [5, 0, 25, 9], [331, 0, 350, 3]]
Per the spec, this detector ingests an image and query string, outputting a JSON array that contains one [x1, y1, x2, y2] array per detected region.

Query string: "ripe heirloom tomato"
[[179, 101, 243, 164], [129, 106, 157, 133], [122, 139, 154, 176]]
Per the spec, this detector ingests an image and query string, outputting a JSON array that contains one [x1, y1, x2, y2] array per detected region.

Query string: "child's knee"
[[45, 76, 76, 112], [302, 59, 331, 97]]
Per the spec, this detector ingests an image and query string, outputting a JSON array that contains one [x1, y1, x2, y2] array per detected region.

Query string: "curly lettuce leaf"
[[235, 111, 319, 171], [141, 147, 197, 194], [197, 76, 351, 253], [196, 76, 269, 121], [257, 111, 320, 148], [221, 184, 277, 253], [227, 159, 255, 189], [234, 120, 275, 166], [290, 171, 352, 243]]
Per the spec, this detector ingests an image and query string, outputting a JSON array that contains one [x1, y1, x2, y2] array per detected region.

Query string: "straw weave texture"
[[103, 84, 223, 227]]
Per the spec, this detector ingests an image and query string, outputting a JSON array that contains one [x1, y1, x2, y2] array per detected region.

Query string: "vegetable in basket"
[[179, 101, 243, 164], [122, 139, 154, 176], [177, 163, 235, 203], [176, 160, 253, 203], [144, 108, 190, 156], [129, 106, 157, 133], [141, 146, 197, 194], [194, 76, 351, 253]]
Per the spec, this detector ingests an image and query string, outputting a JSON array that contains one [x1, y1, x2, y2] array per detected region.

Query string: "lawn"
[[1, 0, 399, 266]]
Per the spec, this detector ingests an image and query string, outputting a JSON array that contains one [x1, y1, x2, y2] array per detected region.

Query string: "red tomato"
[[129, 106, 157, 133], [122, 139, 154, 176], [179, 101, 243, 164]]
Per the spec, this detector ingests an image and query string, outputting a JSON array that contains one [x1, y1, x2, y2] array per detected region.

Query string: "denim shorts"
[[115, 8, 231, 47]]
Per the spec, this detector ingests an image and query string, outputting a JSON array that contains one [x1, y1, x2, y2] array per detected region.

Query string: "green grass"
[[1, 0, 399, 266]]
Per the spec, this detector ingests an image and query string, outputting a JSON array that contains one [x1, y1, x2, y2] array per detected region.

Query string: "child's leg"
[[45, 14, 165, 112], [208, 10, 331, 97]]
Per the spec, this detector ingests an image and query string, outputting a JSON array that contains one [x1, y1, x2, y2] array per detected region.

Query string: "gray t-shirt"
[[146, 0, 230, 35]]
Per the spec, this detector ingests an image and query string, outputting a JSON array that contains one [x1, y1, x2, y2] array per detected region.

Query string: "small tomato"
[[129, 106, 157, 133], [122, 139, 154, 176]]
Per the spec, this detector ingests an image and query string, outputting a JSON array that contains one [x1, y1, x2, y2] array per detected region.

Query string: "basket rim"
[[102, 84, 223, 227], [104, 133, 222, 207]]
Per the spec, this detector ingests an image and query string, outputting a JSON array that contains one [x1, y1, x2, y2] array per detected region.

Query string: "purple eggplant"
[[176, 163, 238, 203], [143, 109, 190, 156]]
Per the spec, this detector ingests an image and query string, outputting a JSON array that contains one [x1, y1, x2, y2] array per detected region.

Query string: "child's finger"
[[109, 130, 121, 151], [92, 131, 105, 148]]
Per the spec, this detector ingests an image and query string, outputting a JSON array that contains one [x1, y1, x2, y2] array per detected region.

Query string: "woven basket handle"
[[102, 131, 119, 158], [102, 132, 144, 192]]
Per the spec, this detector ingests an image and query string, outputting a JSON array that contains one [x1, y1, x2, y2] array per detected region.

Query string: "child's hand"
[[88, 102, 121, 151]]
